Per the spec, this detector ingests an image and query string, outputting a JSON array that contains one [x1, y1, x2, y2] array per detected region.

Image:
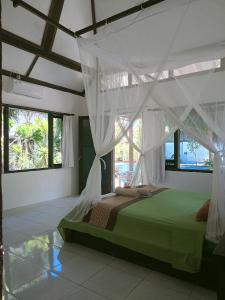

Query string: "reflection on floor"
[[3, 196, 216, 300]]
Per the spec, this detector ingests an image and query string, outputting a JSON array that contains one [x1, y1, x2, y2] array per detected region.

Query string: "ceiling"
[[2, 0, 144, 95]]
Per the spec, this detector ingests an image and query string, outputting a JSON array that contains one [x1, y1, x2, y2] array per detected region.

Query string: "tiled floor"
[[3, 196, 217, 300]]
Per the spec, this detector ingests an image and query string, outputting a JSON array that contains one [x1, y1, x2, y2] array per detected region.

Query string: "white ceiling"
[[95, 0, 142, 21], [6, 0, 220, 94], [2, 0, 148, 94], [2, 43, 36, 74], [31, 58, 84, 91], [2, 0, 51, 44]]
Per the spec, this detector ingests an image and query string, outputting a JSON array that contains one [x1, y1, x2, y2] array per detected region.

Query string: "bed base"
[[64, 228, 217, 291]]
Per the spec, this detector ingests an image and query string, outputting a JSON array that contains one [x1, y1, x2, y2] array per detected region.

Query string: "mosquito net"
[[66, 0, 225, 243]]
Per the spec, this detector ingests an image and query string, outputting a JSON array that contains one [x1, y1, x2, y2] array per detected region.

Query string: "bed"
[[58, 189, 217, 287]]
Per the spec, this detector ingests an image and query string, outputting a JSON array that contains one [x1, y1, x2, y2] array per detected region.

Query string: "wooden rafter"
[[26, 0, 65, 76], [11, 0, 74, 37], [76, 0, 164, 36], [2, 69, 84, 97], [11, 0, 165, 37], [91, 0, 97, 35], [1, 29, 82, 72]]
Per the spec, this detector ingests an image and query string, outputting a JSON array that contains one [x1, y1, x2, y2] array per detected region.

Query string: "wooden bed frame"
[[64, 228, 219, 291]]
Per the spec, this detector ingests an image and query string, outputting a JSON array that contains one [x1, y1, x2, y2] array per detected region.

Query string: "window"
[[114, 118, 142, 187], [132, 71, 169, 84], [3, 105, 65, 173], [101, 72, 129, 90], [53, 116, 62, 165], [165, 129, 213, 172], [173, 59, 221, 77], [165, 131, 177, 169]]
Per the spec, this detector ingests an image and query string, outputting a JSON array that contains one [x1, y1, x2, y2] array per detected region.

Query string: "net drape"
[[67, 0, 225, 242], [62, 116, 75, 168]]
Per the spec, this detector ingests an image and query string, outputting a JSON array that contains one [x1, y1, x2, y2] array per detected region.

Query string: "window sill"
[[165, 168, 213, 174], [4, 166, 62, 174]]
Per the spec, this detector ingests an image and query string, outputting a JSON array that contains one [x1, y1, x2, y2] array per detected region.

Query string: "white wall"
[[2, 78, 88, 211], [2, 79, 213, 210], [165, 170, 212, 194]]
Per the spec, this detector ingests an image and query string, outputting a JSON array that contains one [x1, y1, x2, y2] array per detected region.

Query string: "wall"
[[2, 79, 88, 210], [2, 79, 213, 210], [165, 170, 212, 194]]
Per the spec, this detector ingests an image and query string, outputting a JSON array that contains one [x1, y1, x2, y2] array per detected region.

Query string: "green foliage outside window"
[[53, 117, 62, 164], [9, 108, 48, 171]]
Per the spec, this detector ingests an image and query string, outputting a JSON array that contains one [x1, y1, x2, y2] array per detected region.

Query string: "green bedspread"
[[58, 189, 209, 273]]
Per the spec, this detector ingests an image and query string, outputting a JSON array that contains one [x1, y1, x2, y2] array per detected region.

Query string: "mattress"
[[58, 189, 210, 273]]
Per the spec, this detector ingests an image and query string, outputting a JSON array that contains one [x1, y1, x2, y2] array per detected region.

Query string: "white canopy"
[[66, 0, 225, 243]]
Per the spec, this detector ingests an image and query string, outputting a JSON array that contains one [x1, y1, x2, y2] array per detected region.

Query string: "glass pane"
[[179, 131, 213, 170], [173, 59, 221, 77], [101, 72, 128, 90], [8, 108, 48, 171], [165, 133, 175, 160], [132, 70, 169, 84], [53, 117, 62, 164], [114, 118, 142, 187]]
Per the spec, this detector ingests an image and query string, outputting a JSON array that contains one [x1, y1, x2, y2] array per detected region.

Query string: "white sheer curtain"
[[143, 110, 175, 186], [68, 0, 225, 242], [62, 115, 75, 168], [130, 110, 176, 186]]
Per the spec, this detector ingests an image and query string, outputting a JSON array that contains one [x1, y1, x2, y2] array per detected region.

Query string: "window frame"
[[165, 129, 213, 173], [49, 114, 63, 168], [3, 104, 66, 173]]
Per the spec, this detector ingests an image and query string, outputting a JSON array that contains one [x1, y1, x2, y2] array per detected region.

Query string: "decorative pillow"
[[136, 186, 153, 196], [136, 184, 159, 196], [115, 187, 140, 197], [196, 200, 210, 222]]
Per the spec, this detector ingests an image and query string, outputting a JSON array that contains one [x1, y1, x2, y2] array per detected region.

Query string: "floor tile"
[[60, 286, 107, 300], [3, 196, 212, 300], [33, 229, 113, 265], [2, 291, 18, 300], [126, 279, 189, 300], [14, 270, 79, 300], [3, 229, 30, 248], [3, 251, 43, 295], [3, 216, 31, 230], [54, 253, 106, 284], [7, 237, 81, 272], [190, 286, 217, 300], [83, 266, 142, 300], [32, 230, 66, 248], [146, 270, 194, 295], [108, 257, 150, 279]]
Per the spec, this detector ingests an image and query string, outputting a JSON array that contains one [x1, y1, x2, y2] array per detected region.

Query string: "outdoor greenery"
[[115, 118, 142, 163], [8, 108, 49, 171], [53, 117, 62, 164], [204, 158, 214, 169], [186, 139, 200, 165]]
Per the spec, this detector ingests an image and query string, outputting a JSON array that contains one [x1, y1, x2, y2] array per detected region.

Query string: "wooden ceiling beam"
[[2, 69, 84, 97], [1, 29, 82, 72], [11, 0, 74, 37], [75, 0, 165, 36], [11, 0, 165, 37], [26, 0, 65, 76], [91, 0, 97, 35]]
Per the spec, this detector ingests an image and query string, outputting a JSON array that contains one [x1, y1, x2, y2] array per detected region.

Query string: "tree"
[[9, 109, 48, 170], [187, 139, 200, 165]]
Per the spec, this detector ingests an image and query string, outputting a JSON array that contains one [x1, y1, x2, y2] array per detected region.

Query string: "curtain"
[[62, 115, 75, 168], [66, 2, 187, 222], [69, 0, 225, 242], [131, 110, 177, 186]]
